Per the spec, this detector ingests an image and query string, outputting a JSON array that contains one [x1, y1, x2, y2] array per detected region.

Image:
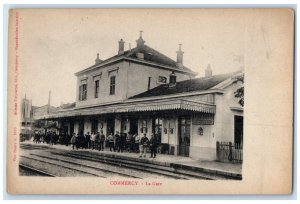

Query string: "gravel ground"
[[20, 157, 97, 177]]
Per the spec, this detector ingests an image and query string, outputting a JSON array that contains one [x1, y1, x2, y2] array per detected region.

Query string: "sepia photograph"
[[6, 8, 293, 194]]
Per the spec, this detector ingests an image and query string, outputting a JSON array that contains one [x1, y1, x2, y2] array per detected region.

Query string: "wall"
[[190, 116, 216, 160], [75, 61, 128, 107], [189, 81, 244, 160], [218, 81, 244, 143], [126, 62, 193, 98], [75, 61, 194, 108]]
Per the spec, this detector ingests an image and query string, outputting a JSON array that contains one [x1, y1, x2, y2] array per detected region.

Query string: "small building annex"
[[37, 32, 244, 160]]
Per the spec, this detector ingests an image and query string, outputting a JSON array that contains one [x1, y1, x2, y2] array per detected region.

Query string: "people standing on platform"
[[149, 133, 158, 158], [99, 130, 105, 151], [86, 132, 91, 149], [119, 133, 126, 152], [95, 132, 100, 150], [114, 131, 121, 152], [70, 133, 77, 150], [91, 132, 96, 150], [107, 133, 114, 151], [49, 132, 54, 146], [139, 133, 149, 158]]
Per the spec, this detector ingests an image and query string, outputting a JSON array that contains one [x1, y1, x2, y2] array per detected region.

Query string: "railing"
[[216, 141, 243, 163]]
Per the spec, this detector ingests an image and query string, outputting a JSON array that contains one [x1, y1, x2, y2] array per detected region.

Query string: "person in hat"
[[139, 133, 149, 158], [107, 132, 114, 151], [149, 133, 158, 158]]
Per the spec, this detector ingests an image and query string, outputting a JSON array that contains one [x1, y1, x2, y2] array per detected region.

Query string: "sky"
[[18, 9, 246, 107]]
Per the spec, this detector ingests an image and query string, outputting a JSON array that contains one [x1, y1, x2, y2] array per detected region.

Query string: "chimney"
[[169, 71, 177, 87], [118, 39, 125, 55], [47, 90, 51, 114], [136, 31, 145, 49], [147, 77, 151, 91], [95, 53, 102, 65], [176, 44, 184, 68], [205, 64, 213, 77]]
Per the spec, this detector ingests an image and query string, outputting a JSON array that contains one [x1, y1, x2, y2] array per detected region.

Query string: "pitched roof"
[[76, 44, 195, 75], [129, 71, 241, 99], [59, 102, 76, 110]]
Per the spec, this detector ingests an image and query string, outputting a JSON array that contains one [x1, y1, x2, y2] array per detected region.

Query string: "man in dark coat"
[[85, 132, 91, 149], [99, 130, 105, 151], [149, 133, 158, 158], [95, 132, 100, 150]]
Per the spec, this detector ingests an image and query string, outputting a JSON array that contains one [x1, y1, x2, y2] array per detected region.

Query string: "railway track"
[[21, 154, 143, 178], [21, 156, 105, 178], [52, 151, 211, 179], [19, 164, 56, 177]]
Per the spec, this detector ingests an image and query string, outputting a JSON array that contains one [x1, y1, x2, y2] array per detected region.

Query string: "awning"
[[37, 99, 216, 120]]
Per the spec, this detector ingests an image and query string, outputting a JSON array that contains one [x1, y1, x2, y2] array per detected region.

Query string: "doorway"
[[178, 117, 191, 156], [106, 118, 115, 136], [234, 115, 243, 148], [152, 118, 162, 143], [91, 118, 98, 134], [129, 118, 138, 135], [69, 121, 74, 136], [78, 120, 84, 136]]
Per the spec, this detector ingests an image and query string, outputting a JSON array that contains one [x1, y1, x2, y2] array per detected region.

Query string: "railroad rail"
[[19, 164, 56, 177]]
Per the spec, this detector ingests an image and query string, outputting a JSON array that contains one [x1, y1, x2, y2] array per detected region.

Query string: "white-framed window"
[[110, 76, 116, 95], [79, 83, 87, 101]]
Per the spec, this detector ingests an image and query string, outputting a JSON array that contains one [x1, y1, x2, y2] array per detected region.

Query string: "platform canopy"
[[36, 98, 216, 120]]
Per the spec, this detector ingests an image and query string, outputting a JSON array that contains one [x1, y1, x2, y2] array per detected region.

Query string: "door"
[[78, 120, 84, 136], [91, 118, 98, 134], [129, 118, 138, 135], [69, 121, 74, 136], [234, 115, 243, 148], [152, 118, 162, 144], [178, 117, 191, 156], [106, 118, 115, 136]]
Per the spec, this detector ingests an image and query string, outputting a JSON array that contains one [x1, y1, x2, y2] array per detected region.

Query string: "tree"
[[234, 74, 244, 107]]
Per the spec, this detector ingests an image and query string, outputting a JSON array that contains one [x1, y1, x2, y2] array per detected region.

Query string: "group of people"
[[70, 131, 106, 150], [31, 130, 159, 158], [33, 131, 68, 145], [70, 131, 159, 158]]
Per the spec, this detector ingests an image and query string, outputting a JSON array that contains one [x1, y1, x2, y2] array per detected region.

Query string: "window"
[[95, 80, 99, 98], [158, 76, 167, 84], [110, 76, 116, 95], [141, 119, 147, 133], [79, 84, 87, 101]]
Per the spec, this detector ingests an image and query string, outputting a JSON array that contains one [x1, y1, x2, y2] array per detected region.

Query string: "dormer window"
[[158, 76, 167, 84]]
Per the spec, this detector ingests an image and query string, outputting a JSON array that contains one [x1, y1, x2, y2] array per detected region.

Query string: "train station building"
[[37, 32, 244, 160]]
